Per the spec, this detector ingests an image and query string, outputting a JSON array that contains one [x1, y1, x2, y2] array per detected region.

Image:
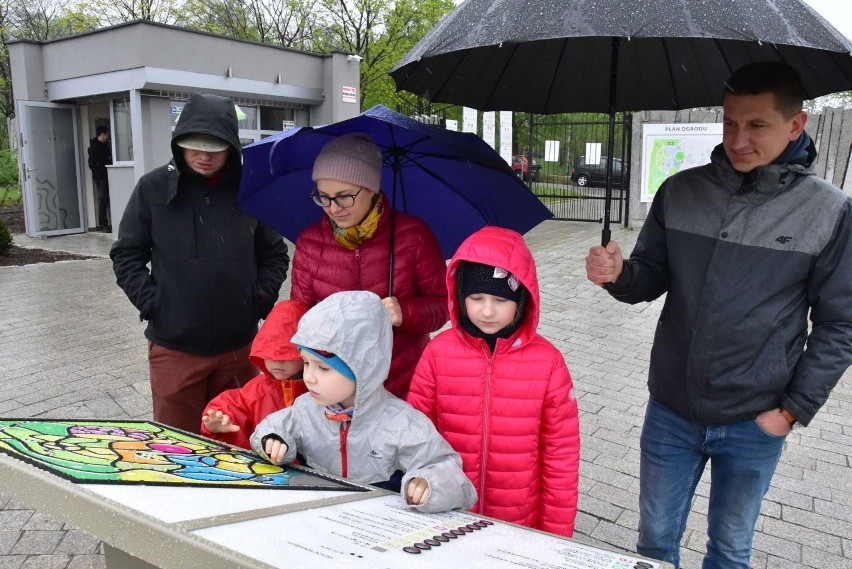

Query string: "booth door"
[[18, 101, 85, 237]]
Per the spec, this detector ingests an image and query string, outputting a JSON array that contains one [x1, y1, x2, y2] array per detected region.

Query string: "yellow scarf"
[[332, 193, 384, 250]]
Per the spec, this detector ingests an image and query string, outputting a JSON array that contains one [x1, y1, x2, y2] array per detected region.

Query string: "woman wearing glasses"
[[289, 133, 448, 399]]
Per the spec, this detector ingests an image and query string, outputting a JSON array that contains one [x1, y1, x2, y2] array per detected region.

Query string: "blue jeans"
[[637, 399, 786, 569]]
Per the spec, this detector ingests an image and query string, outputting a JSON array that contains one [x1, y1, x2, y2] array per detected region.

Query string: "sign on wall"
[[342, 86, 357, 104], [483, 112, 496, 149], [499, 111, 513, 165], [641, 123, 722, 202], [544, 140, 560, 162], [462, 107, 477, 134]]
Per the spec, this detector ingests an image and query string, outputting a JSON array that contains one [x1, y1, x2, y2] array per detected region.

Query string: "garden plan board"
[[0, 419, 665, 569]]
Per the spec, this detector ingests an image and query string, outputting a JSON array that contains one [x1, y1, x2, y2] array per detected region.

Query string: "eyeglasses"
[[310, 187, 368, 208]]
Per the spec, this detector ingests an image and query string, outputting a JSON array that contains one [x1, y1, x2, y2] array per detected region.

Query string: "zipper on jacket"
[[355, 248, 362, 290], [480, 347, 493, 514], [339, 421, 350, 478], [204, 189, 214, 351]]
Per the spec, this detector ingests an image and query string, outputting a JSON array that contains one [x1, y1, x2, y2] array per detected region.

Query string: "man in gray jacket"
[[586, 61, 852, 568], [111, 94, 289, 434]]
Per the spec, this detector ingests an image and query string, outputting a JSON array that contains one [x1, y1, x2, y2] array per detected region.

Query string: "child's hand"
[[264, 437, 289, 464], [405, 477, 431, 505], [202, 409, 240, 433]]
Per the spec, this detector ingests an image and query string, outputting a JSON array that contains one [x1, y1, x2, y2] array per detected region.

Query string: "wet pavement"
[[1, 221, 850, 568]]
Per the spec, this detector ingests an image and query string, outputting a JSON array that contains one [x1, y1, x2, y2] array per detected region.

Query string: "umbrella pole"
[[602, 37, 620, 247], [388, 209, 396, 298], [388, 157, 400, 298]]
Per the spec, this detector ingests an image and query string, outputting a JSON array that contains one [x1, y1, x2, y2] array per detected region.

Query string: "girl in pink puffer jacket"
[[407, 226, 580, 537]]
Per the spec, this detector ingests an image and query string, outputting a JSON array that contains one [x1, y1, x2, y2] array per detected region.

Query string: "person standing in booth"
[[87, 126, 112, 232]]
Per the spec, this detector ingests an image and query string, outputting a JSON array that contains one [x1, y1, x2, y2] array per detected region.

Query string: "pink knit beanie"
[[312, 133, 383, 193]]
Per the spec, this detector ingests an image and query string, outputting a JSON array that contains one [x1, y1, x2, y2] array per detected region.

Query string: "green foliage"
[[181, 0, 261, 42], [0, 186, 22, 205], [54, 7, 102, 35], [0, 0, 454, 123], [0, 147, 20, 187], [0, 217, 12, 255], [310, 0, 454, 110], [0, 146, 21, 205]]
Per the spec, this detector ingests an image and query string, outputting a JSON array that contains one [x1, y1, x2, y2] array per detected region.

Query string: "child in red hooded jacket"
[[407, 226, 580, 537], [201, 300, 309, 449]]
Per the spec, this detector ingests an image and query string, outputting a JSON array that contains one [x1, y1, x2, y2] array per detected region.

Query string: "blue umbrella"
[[238, 105, 552, 263]]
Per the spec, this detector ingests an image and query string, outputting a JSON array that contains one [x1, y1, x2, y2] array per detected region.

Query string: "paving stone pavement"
[[1, 221, 850, 569]]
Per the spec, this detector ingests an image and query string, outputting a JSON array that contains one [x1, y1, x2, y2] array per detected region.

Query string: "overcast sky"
[[801, 0, 852, 42]]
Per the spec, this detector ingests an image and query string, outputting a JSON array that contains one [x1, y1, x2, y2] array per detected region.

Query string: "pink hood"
[[446, 226, 540, 348]]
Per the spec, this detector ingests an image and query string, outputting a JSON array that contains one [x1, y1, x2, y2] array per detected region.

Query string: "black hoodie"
[[110, 94, 290, 355]]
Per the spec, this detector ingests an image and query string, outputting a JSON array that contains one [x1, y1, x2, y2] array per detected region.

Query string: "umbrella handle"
[[601, 227, 611, 247]]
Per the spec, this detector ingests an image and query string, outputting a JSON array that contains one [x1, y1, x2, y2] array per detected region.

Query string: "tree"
[[9, 0, 69, 41], [0, 0, 15, 119], [312, 0, 453, 109], [84, 0, 178, 25], [0, 0, 455, 125], [263, 0, 316, 49], [53, 4, 101, 35], [181, 0, 317, 49]]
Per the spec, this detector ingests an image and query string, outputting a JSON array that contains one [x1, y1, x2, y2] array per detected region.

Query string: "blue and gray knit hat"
[[296, 345, 356, 382]]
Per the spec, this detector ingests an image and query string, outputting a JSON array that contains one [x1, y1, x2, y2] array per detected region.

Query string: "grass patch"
[[0, 186, 22, 206], [0, 148, 21, 205]]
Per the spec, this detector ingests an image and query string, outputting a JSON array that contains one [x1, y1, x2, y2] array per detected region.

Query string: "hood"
[[290, 291, 392, 411], [171, 93, 242, 174], [447, 226, 540, 348], [250, 300, 309, 376]]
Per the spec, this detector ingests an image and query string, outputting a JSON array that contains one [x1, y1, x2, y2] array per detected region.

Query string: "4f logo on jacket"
[[775, 235, 793, 245], [367, 449, 384, 459]]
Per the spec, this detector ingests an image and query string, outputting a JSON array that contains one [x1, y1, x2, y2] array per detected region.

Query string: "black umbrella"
[[390, 0, 852, 244]]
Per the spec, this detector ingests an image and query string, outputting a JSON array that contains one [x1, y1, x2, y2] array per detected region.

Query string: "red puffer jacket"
[[201, 300, 308, 449], [290, 202, 448, 398], [407, 226, 580, 537]]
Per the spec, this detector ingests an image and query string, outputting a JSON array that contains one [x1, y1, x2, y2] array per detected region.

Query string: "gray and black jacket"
[[110, 93, 289, 355], [607, 140, 852, 427]]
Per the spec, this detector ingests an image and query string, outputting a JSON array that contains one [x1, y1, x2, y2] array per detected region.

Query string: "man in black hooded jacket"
[[110, 93, 290, 434]]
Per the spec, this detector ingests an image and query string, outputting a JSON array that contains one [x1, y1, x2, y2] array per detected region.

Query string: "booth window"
[[259, 107, 296, 140], [112, 99, 133, 162], [260, 107, 294, 130]]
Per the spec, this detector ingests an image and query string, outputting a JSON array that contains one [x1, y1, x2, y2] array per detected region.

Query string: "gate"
[[523, 112, 631, 224]]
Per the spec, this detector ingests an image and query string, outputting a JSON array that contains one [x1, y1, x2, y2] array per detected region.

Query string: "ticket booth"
[[7, 21, 362, 238]]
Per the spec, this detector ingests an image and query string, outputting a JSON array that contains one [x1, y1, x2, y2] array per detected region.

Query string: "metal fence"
[[526, 113, 632, 224]]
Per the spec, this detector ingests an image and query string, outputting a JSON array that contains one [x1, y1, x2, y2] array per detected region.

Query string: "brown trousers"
[[147, 341, 257, 434]]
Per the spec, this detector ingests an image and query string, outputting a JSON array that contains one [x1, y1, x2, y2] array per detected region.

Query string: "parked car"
[[570, 155, 623, 187], [512, 154, 541, 182]]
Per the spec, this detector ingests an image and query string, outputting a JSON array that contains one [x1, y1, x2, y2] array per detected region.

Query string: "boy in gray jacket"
[[251, 291, 476, 513]]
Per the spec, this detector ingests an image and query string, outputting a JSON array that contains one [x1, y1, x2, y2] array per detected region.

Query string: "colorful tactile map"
[[0, 419, 363, 491]]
